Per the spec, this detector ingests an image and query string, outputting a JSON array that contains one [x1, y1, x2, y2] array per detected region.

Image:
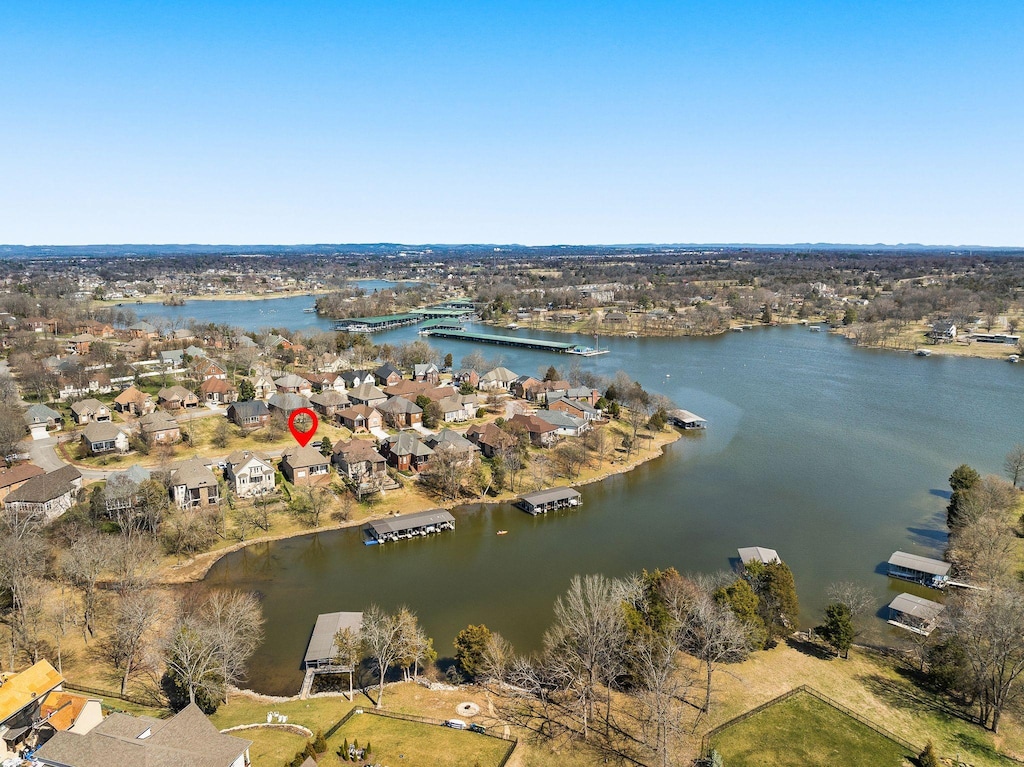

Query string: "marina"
[[420, 326, 579, 353], [334, 312, 422, 332]]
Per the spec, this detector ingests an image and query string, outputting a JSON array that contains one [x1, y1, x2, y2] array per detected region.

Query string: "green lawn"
[[329, 712, 511, 767], [710, 691, 914, 767]]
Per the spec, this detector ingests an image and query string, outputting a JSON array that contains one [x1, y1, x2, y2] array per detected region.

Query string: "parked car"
[[469, 723, 486, 734], [443, 719, 466, 729]]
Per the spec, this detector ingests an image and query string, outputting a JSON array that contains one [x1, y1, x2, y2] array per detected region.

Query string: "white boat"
[[914, 349, 932, 357], [808, 325, 821, 332], [303, 308, 317, 314], [1009, 355, 1020, 364]]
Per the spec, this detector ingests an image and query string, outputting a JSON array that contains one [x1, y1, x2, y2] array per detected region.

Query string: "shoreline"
[[157, 428, 682, 585]]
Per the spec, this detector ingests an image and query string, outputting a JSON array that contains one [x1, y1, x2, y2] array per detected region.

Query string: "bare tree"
[[201, 590, 265, 697], [360, 604, 406, 708], [332, 626, 361, 700], [420, 445, 476, 501], [61, 529, 114, 642], [110, 590, 162, 697], [164, 612, 221, 707], [631, 632, 692, 767], [826, 581, 874, 638], [289, 486, 332, 528], [1005, 444, 1024, 488]]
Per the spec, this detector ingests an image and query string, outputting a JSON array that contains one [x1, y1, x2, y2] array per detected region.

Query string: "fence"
[[700, 684, 919, 757], [324, 706, 518, 766], [63, 682, 162, 710]]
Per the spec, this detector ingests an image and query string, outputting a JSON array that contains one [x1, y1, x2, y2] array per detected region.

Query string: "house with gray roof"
[[34, 702, 252, 767], [138, 411, 181, 445], [273, 373, 312, 395], [227, 400, 270, 429], [381, 431, 433, 472], [2, 465, 83, 520], [24, 403, 63, 432], [378, 396, 423, 428], [225, 450, 276, 498], [347, 382, 388, 408], [169, 458, 219, 508], [479, 366, 519, 390], [81, 422, 129, 455], [268, 392, 311, 415], [309, 389, 349, 418], [536, 409, 589, 437], [332, 439, 388, 484], [280, 446, 331, 486]]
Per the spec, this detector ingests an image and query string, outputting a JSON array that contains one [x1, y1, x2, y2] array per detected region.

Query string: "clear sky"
[[2, 1, 1022, 246]]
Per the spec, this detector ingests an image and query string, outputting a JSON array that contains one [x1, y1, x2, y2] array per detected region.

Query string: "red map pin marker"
[[288, 408, 319, 447]]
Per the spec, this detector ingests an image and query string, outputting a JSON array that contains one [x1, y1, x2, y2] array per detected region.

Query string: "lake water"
[[190, 298, 1022, 695]]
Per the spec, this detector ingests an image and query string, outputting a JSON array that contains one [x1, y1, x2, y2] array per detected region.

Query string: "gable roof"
[[333, 439, 386, 463], [199, 378, 234, 394], [0, 660, 63, 724], [481, 366, 519, 383], [113, 386, 152, 406], [171, 458, 217, 489], [375, 362, 403, 379], [309, 390, 348, 407], [384, 431, 433, 458], [274, 373, 310, 388], [228, 400, 269, 419], [82, 422, 126, 443], [281, 446, 329, 469], [39, 690, 91, 732], [71, 398, 106, 416], [508, 413, 557, 434], [226, 450, 273, 471], [337, 404, 380, 421], [139, 412, 180, 433], [378, 396, 423, 415], [425, 429, 478, 452], [4, 465, 82, 504], [268, 392, 311, 412], [158, 385, 194, 401], [0, 462, 46, 490], [24, 403, 62, 424], [348, 382, 387, 401]]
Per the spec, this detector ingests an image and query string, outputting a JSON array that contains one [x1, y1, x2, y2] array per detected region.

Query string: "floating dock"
[[364, 508, 456, 543], [334, 313, 421, 332], [422, 327, 577, 353], [737, 546, 781, 566], [887, 593, 945, 636], [669, 409, 708, 429], [517, 487, 582, 515], [887, 551, 950, 590]]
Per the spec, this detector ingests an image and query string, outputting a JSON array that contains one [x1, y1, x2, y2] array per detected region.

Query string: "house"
[[280, 446, 331, 486], [339, 369, 374, 388], [227, 400, 270, 430], [510, 376, 541, 400], [193, 357, 227, 381], [34, 691, 104, 749], [157, 385, 199, 411], [23, 403, 64, 433], [2, 465, 83, 521], [0, 462, 45, 502], [378, 396, 423, 428], [336, 404, 383, 433], [466, 422, 516, 458], [523, 379, 571, 404], [479, 366, 519, 390], [413, 363, 440, 383], [453, 369, 479, 388], [104, 465, 152, 514], [928, 320, 957, 342], [34, 702, 252, 767], [310, 389, 349, 418], [199, 377, 238, 404], [436, 395, 471, 423], [268, 392, 311, 415], [424, 428, 479, 459], [169, 458, 219, 508], [274, 373, 312, 396], [23, 317, 59, 334], [305, 372, 345, 393], [138, 411, 181, 445], [538, 409, 589, 437], [374, 362, 404, 387], [128, 321, 158, 339], [383, 379, 433, 400], [158, 349, 185, 367], [548, 397, 602, 422], [381, 431, 433, 472], [66, 333, 95, 355], [70, 398, 111, 425], [332, 439, 388, 483], [113, 386, 155, 416], [56, 372, 112, 401], [564, 386, 601, 407], [0, 660, 65, 759], [81, 422, 130, 455], [508, 413, 558, 447], [347, 382, 388, 408], [252, 374, 277, 400], [225, 450, 276, 498]]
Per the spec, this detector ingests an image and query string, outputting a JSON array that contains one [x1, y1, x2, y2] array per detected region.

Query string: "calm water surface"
[[187, 301, 1021, 694]]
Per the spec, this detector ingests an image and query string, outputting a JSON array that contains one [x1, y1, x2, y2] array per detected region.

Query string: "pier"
[[421, 327, 577, 353], [517, 487, 582, 515], [364, 508, 456, 543]]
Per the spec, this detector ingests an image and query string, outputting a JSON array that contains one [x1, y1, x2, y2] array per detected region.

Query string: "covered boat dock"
[[887, 593, 945, 636], [364, 508, 455, 543], [669, 409, 708, 429], [300, 610, 364, 698], [517, 487, 582, 515], [887, 551, 951, 589], [738, 546, 781, 566], [334, 313, 421, 332], [420, 327, 576, 353]]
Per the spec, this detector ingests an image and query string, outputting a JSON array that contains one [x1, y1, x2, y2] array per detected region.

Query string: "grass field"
[[710, 690, 913, 767]]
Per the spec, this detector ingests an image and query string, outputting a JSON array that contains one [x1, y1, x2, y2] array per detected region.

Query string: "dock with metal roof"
[[334, 313, 421, 332], [364, 508, 456, 543], [517, 487, 582, 515], [887, 551, 951, 589], [887, 593, 945, 636], [421, 327, 576, 353]]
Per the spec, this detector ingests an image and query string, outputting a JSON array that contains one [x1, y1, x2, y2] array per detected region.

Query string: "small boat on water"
[[914, 348, 932, 357], [808, 325, 821, 332], [496, 530, 508, 536], [1009, 355, 1020, 364], [303, 308, 317, 313]]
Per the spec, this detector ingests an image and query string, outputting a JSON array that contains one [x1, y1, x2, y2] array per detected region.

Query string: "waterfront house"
[[138, 411, 181, 445], [347, 382, 388, 408], [548, 397, 601, 421], [225, 450, 276, 498], [537, 409, 589, 437], [128, 321, 158, 339], [424, 429, 479, 461], [34, 702, 252, 767], [336, 404, 383, 433], [70, 398, 111, 425], [374, 362, 404, 387], [0, 463, 45, 503], [227, 400, 271, 429], [280, 446, 331, 486], [2, 465, 82, 521], [508, 413, 558, 447], [413, 363, 440, 383], [0, 660, 65, 759], [466, 422, 515, 458], [157, 385, 199, 411], [887, 593, 945, 636], [113, 386, 156, 416], [332, 439, 388, 483], [104, 465, 152, 515], [81, 422, 129, 455], [381, 431, 433, 472], [927, 319, 957, 342], [169, 458, 219, 508], [378, 396, 423, 429]]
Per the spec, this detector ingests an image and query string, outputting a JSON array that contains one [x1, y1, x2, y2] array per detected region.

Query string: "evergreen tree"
[[238, 379, 256, 401], [947, 463, 981, 529], [319, 436, 332, 457], [820, 602, 854, 658], [454, 624, 493, 680], [918, 741, 940, 767]]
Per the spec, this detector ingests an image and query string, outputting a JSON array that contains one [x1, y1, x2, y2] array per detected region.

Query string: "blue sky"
[[2, 1, 1022, 246]]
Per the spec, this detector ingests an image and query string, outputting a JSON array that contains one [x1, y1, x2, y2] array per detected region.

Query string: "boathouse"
[[887, 593, 945, 636], [517, 487, 582, 515], [887, 551, 951, 589], [364, 508, 455, 543], [334, 313, 421, 332], [301, 611, 364, 699], [668, 409, 708, 429], [738, 546, 781, 566]]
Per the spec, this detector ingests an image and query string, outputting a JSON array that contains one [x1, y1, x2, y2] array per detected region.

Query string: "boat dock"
[[300, 611, 364, 698], [364, 508, 456, 544], [737, 546, 781, 566], [334, 312, 421, 332], [421, 327, 578, 354], [517, 487, 582, 515], [669, 409, 708, 429], [887, 551, 950, 589], [887, 593, 945, 636]]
